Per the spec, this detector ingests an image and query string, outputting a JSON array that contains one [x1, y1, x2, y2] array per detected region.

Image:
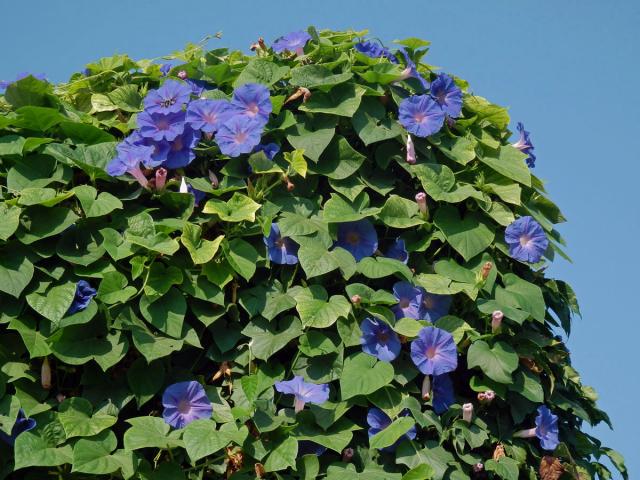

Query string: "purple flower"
[[0, 409, 36, 446], [360, 317, 401, 362], [0, 72, 47, 91], [399, 95, 446, 138], [512, 122, 536, 168], [432, 374, 455, 414], [397, 48, 429, 89], [229, 83, 272, 126], [275, 376, 329, 413], [298, 441, 327, 457], [253, 142, 280, 160], [535, 406, 560, 450], [137, 110, 186, 142], [422, 292, 452, 322], [106, 143, 156, 187], [264, 223, 299, 265], [143, 79, 192, 114], [355, 41, 399, 63], [335, 219, 378, 261], [504, 216, 549, 263], [215, 115, 263, 158], [391, 281, 425, 320], [185, 79, 210, 97], [164, 126, 201, 169], [159, 64, 172, 76], [430, 73, 462, 118], [367, 408, 417, 452], [66, 280, 97, 316], [180, 178, 206, 206], [272, 31, 312, 54], [122, 131, 170, 166], [385, 238, 408, 264], [162, 381, 213, 429], [410, 327, 458, 376], [186, 99, 231, 133]]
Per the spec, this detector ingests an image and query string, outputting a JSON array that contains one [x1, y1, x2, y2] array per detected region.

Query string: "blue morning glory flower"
[[514, 405, 560, 451], [185, 79, 210, 97], [253, 142, 280, 160], [422, 292, 452, 322], [186, 99, 232, 133], [335, 219, 378, 261], [106, 143, 156, 187], [399, 95, 446, 138], [397, 48, 429, 89], [410, 326, 458, 376], [229, 83, 272, 126], [122, 131, 170, 166], [391, 281, 425, 320], [143, 79, 192, 114], [0, 409, 36, 446], [0, 72, 47, 91], [137, 110, 186, 142], [159, 64, 172, 76], [512, 122, 536, 168], [272, 31, 312, 54], [385, 238, 408, 264], [162, 381, 213, 429], [275, 376, 329, 413], [298, 441, 327, 457], [432, 374, 455, 414], [355, 41, 399, 63], [66, 280, 97, 316], [215, 115, 263, 157], [163, 126, 201, 169], [430, 73, 463, 118], [360, 317, 401, 362], [264, 223, 299, 265], [504, 216, 549, 263], [179, 178, 206, 206], [367, 408, 417, 452]]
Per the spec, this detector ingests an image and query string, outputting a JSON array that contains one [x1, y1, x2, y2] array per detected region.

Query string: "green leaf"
[[182, 419, 233, 463], [478, 145, 531, 187], [299, 83, 365, 117], [181, 224, 224, 264], [234, 59, 290, 87], [434, 205, 495, 261], [73, 185, 123, 217], [463, 95, 510, 130], [144, 263, 184, 299], [222, 238, 259, 281], [139, 288, 187, 338], [296, 289, 351, 328], [15, 206, 79, 244], [8, 317, 52, 357], [25, 281, 76, 326], [71, 430, 134, 477], [357, 257, 413, 281], [412, 164, 482, 203], [124, 416, 181, 450], [467, 340, 518, 384], [107, 84, 142, 112], [369, 416, 416, 450], [485, 457, 520, 480], [323, 192, 380, 222], [379, 195, 424, 228], [309, 136, 366, 179], [18, 187, 73, 207], [510, 369, 544, 403], [14, 106, 66, 131], [290, 65, 353, 88], [264, 436, 298, 472], [352, 97, 403, 145], [340, 352, 395, 400], [286, 115, 335, 162], [97, 271, 137, 304], [402, 464, 435, 480], [432, 135, 477, 165], [284, 149, 308, 178], [357, 63, 404, 85], [298, 240, 356, 279], [241, 316, 303, 360], [203, 192, 261, 222], [0, 251, 34, 298], [0, 204, 21, 240], [14, 432, 73, 470], [127, 358, 165, 408], [495, 273, 546, 322], [58, 397, 118, 439]]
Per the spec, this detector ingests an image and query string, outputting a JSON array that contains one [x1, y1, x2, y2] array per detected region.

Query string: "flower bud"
[[493, 443, 505, 460], [421, 375, 431, 401], [406, 134, 416, 164], [56, 393, 66, 403], [350, 294, 361, 305], [177, 70, 188, 80], [478, 390, 495, 404], [342, 447, 354, 462], [462, 403, 474, 423], [481, 261, 492, 280], [254, 463, 265, 478], [491, 310, 503, 332], [473, 463, 484, 473], [179, 177, 189, 194], [41, 356, 52, 390], [208, 170, 219, 189], [155, 168, 167, 191], [415, 192, 428, 215]]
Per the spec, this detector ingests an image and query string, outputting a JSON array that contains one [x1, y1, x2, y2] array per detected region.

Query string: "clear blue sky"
[[2, 0, 638, 475]]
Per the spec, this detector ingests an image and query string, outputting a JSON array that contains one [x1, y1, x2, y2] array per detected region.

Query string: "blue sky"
[[2, 0, 638, 475]]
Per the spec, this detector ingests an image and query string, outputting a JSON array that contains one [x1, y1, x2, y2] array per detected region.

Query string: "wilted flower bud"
[[473, 463, 484, 473], [415, 192, 428, 215], [284, 87, 311, 105], [177, 70, 188, 80], [462, 403, 474, 423], [254, 463, 265, 478], [342, 447, 354, 462], [56, 393, 66, 403], [406, 134, 416, 164], [491, 310, 503, 332], [350, 294, 361, 305], [421, 375, 431, 401], [492, 443, 506, 460], [155, 168, 167, 191], [481, 261, 492, 280], [208, 170, 219, 189], [478, 390, 495, 404], [41, 356, 51, 390]]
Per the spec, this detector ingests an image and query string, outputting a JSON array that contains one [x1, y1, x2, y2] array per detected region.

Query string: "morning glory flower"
[[274, 376, 329, 413], [0, 410, 36, 446], [392, 281, 425, 319], [66, 280, 97, 315], [512, 122, 536, 168], [272, 31, 312, 54], [367, 408, 417, 452], [385, 238, 408, 264], [122, 131, 170, 166], [432, 374, 455, 414], [143, 79, 192, 114], [180, 177, 206, 206], [186, 99, 232, 133], [504, 216, 549, 263], [215, 115, 263, 157], [430, 73, 463, 118], [229, 83, 272, 126], [514, 406, 560, 451], [162, 381, 213, 429], [106, 143, 156, 187], [397, 47, 429, 89], [410, 326, 458, 376], [335, 219, 378, 261], [298, 441, 327, 457], [399, 95, 446, 138], [186, 79, 211, 98], [355, 41, 399, 63], [159, 64, 172, 76], [164, 126, 201, 169], [264, 223, 299, 265], [360, 317, 401, 362], [253, 142, 280, 160], [137, 110, 186, 142], [421, 292, 452, 322]]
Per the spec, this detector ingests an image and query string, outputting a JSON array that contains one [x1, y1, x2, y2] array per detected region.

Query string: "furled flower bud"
[[406, 134, 416, 164], [41, 356, 52, 390], [177, 70, 188, 80], [179, 176, 189, 194], [421, 375, 431, 401], [481, 261, 492, 280], [350, 294, 361, 305], [208, 170, 219, 189], [155, 167, 167, 191], [491, 310, 503, 332], [415, 192, 428, 215], [462, 403, 474, 423], [342, 448, 354, 462]]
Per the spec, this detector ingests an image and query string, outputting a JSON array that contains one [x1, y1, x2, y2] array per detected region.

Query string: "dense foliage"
[[0, 28, 627, 480]]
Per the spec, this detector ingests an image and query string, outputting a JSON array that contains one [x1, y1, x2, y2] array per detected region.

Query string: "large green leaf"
[[241, 316, 303, 360], [351, 97, 403, 145], [14, 432, 73, 470], [0, 251, 34, 298], [434, 205, 495, 261], [467, 340, 518, 384], [233, 59, 290, 87], [309, 136, 366, 180], [203, 192, 261, 222], [139, 288, 187, 338], [222, 238, 259, 281], [290, 65, 353, 88], [299, 83, 365, 117], [181, 223, 224, 264], [73, 185, 122, 217], [58, 397, 118, 439], [340, 352, 395, 399], [182, 419, 234, 463], [295, 288, 351, 328], [25, 281, 76, 326], [15, 206, 79, 244]]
